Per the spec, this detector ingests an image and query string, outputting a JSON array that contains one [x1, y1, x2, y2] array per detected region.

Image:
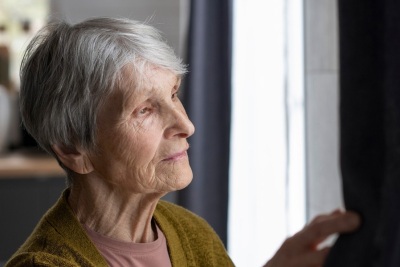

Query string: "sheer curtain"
[[228, 0, 305, 266]]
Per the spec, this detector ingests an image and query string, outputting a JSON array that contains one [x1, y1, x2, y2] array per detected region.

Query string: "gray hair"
[[20, 17, 187, 182]]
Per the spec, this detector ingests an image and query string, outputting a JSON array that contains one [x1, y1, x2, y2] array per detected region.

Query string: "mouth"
[[162, 148, 189, 161]]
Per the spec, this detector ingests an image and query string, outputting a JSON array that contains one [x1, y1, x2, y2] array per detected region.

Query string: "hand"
[[264, 209, 361, 267]]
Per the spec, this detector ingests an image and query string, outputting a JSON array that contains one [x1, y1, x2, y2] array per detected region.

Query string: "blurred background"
[[0, 1, 342, 266]]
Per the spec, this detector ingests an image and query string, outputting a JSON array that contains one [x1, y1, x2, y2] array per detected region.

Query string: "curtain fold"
[[177, 0, 233, 246], [324, 1, 400, 266]]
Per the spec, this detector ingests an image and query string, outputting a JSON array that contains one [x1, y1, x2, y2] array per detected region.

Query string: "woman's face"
[[88, 67, 195, 194]]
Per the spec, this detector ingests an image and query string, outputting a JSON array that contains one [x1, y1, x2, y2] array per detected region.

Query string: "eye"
[[172, 92, 178, 99], [138, 107, 150, 115]]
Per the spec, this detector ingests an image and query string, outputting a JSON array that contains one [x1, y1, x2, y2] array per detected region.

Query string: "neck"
[[68, 174, 162, 243]]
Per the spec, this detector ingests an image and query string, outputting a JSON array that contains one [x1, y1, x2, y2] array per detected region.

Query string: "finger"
[[264, 247, 330, 267], [295, 247, 331, 267], [308, 209, 344, 225], [296, 211, 360, 247]]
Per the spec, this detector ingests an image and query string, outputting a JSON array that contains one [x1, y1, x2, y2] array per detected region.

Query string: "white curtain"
[[228, 0, 305, 266]]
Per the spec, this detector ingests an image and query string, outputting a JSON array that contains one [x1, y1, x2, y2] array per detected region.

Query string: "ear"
[[51, 144, 94, 174]]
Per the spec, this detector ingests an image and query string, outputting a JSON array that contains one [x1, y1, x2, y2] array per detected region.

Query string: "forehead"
[[120, 65, 179, 98], [102, 65, 180, 114]]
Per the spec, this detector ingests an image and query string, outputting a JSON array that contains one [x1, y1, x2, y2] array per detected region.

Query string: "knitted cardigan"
[[6, 190, 234, 266]]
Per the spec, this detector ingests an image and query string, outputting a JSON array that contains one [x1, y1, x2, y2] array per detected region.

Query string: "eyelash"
[[136, 89, 179, 117], [172, 88, 181, 100], [138, 107, 151, 115]]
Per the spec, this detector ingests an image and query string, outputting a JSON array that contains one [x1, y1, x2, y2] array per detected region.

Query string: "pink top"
[[83, 223, 172, 267]]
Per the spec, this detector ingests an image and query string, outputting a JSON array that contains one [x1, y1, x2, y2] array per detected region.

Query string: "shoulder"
[[156, 200, 201, 219], [5, 252, 81, 267], [155, 200, 212, 230], [6, 190, 107, 267], [154, 200, 234, 266]]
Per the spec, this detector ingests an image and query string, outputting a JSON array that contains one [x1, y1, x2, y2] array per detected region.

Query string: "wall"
[[305, 0, 344, 220], [0, 177, 66, 263], [50, 0, 182, 58]]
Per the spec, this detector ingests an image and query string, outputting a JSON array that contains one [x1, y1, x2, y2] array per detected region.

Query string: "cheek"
[[93, 116, 167, 188], [118, 121, 164, 167], [113, 132, 160, 167], [92, 133, 163, 191]]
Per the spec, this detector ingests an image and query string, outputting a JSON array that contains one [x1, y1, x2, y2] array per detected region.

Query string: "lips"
[[162, 143, 189, 161], [163, 150, 188, 161]]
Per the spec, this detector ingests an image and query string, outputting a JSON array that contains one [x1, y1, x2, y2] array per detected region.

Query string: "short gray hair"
[[20, 17, 186, 181]]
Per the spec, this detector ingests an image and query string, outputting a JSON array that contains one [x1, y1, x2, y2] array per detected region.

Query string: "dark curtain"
[[324, 1, 400, 266], [177, 0, 232, 246]]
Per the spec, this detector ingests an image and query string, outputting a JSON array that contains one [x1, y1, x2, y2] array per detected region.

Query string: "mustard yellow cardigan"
[[6, 190, 234, 266]]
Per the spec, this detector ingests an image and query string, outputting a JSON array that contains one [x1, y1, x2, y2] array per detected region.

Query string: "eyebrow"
[[121, 74, 181, 109]]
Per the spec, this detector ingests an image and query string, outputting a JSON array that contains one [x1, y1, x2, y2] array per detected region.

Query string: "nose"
[[165, 106, 195, 139]]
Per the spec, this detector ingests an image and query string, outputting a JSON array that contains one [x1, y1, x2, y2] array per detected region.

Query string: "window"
[[228, 1, 305, 265]]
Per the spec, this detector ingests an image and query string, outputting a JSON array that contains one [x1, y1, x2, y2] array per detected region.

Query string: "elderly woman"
[[6, 18, 359, 267]]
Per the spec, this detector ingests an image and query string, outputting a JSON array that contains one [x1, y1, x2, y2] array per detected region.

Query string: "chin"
[[177, 176, 193, 190], [171, 168, 193, 191]]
